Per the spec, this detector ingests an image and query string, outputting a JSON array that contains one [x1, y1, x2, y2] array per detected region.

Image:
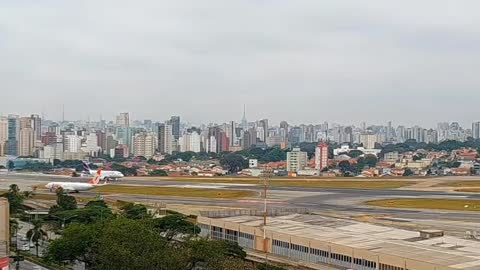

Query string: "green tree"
[[187, 239, 246, 270], [121, 203, 150, 220], [347, 150, 364, 158], [152, 214, 200, 240], [149, 170, 168, 176], [364, 154, 378, 168], [403, 168, 414, 176], [10, 218, 21, 239], [46, 222, 101, 267], [54, 188, 78, 211], [220, 153, 247, 174], [338, 160, 353, 174], [27, 219, 48, 257], [3, 184, 25, 213]]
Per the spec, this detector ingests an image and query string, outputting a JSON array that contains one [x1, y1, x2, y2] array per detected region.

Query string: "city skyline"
[[2, 1, 480, 125]]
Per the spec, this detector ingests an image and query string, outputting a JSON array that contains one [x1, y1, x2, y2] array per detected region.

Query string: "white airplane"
[[46, 170, 106, 193], [82, 161, 124, 180]]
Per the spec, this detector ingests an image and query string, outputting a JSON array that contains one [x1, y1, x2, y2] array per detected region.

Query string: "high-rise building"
[[64, 135, 81, 153], [258, 119, 268, 143], [242, 128, 257, 149], [207, 126, 229, 153], [158, 123, 173, 154], [114, 144, 130, 158], [133, 133, 156, 158], [85, 133, 100, 156], [0, 117, 7, 156], [7, 115, 19, 156], [116, 113, 130, 128], [18, 127, 35, 156], [472, 122, 480, 139], [170, 116, 180, 140], [41, 132, 57, 146], [179, 131, 201, 153], [315, 142, 329, 172], [360, 133, 377, 149], [96, 130, 107, 153], [30, 114, 42, 141], [241, 105, 248, 130], [287, 148, 308, 173]]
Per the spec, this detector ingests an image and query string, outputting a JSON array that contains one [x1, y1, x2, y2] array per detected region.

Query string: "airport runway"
[[2, 173, 480, 235]]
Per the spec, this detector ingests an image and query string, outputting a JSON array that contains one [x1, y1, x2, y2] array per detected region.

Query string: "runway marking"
[[237, 199, 288, 205]]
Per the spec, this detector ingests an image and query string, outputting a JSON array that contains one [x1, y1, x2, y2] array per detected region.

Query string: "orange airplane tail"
[[88, 169, 102, 185]]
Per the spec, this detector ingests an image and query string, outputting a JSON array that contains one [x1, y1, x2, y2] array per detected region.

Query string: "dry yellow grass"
[[443, 181, 480, 188], [367, 198, 480, 211], [31, 193, 92, 203], [132, 177, 413, 189], [93, 185, 255, 199], [455, 188, 480, 193]]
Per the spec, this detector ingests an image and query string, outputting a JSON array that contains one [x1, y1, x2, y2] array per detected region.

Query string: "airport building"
[[198, 210, 480, 270], [0, 198, 9, 270]]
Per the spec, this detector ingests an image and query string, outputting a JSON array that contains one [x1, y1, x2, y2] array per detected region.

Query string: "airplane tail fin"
[[88, 169, 102, 185], [82, 161, 91, 172]]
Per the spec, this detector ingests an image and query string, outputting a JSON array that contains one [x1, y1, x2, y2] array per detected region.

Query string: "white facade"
[[0, 117, 7, 156], [64, 135, 82, 153], [116, 113, 130, 128], [84, 133, 100, 155], [164, 124, 173, 155], [287, 148, 308, 173], [41, 143, 64, 163], [18, 128, 35, 156], [133, 133, 156, 158], [179, 131, 201, 153], [360, 134, 377, 149]]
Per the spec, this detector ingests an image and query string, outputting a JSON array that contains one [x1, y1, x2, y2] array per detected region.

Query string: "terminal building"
[[198, 209, 480, 270]]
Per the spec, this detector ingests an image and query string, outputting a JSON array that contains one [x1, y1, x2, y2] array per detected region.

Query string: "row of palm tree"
[[10, 218, 48, 257]]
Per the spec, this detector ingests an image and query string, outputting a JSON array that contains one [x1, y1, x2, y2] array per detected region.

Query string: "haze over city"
[[2, 0, 480, 126]]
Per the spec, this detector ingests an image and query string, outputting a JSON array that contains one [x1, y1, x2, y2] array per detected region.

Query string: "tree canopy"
[[219, 153, 248, 174]]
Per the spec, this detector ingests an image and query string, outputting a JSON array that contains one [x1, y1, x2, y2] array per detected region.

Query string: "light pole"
[[260, 167, 273, 257], [50, 215, 78, 229]]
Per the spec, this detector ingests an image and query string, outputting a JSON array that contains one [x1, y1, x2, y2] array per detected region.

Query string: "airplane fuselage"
[[88, 170, 124, 180], [46, 182, 98, 192]]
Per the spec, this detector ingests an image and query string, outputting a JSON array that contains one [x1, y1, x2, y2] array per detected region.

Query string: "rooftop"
[[214, 213, 480, 270]]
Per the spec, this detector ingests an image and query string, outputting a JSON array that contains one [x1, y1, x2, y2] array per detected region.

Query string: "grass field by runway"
[[30, 193, 92, 203], [367, 198, 480, 211], [441, 181, 480, 188], [93, 185, 255, 199], [131, 177, 414, 189], [455, 188, 480, 193]]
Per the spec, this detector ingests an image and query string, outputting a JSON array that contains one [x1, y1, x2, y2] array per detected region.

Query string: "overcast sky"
[[1, 0, 480, 127]]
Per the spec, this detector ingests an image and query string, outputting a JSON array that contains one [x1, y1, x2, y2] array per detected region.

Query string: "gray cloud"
[[1, 0, 480, 127]]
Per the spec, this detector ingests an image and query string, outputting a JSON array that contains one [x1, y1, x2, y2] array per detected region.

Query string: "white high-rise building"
[[179, 131, 201, 153], [133, 133, 156, 158], [18, 128, 35, 156], [360, 134, 377, 149], [84, 133, 100, 156], [0, 117, 7, 156], [116, 113, 130, 128], [41, 143, 64, 163], [287, 148, 308, 173], [64, 135, 82, 153], [473, 122, 480, 139]]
